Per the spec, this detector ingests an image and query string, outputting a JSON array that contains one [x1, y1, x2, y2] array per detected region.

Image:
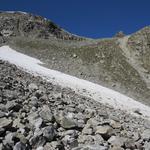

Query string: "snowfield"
[[0, 45, 150, 119]]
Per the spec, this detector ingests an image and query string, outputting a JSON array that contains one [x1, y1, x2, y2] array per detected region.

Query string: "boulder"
[[42, 125, 56, 142], [39, 105, 54, 123], [55, 113, 78, 129], [28, 83, 38, 91], [0, 117, 12, 128], [96, 125, 113, 136], [108, 136, 127, 147], [13, 142, 26, 150]]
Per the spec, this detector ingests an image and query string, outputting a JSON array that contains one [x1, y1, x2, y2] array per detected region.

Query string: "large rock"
[[6, 100, 21, 112], [15, 132, 28, 144], [0, 117, 12, 128], [110, 120, 122, 129], [108, 136, 127, 147], [28, 112, 43, 129], [96, 125, 113, 135], [3, 132, 15, 147], [82, 126, 93, 135], [39, 105, 54, 123], [62, 135, 78, 148], [13, 142, 26, 150], [28, 83, 38, 91], [55, 113, 78, 129], [42, 125, 56, 142], [29, 135, 46, 148]]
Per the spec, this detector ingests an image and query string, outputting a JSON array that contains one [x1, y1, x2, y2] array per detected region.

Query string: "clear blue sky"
[[0, 0, 150, 38]]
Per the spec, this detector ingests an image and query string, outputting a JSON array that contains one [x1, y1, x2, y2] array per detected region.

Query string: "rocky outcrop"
[[114, 31, 125, 38], [0, 11, 83, 42], [0, 60, 150, 149]]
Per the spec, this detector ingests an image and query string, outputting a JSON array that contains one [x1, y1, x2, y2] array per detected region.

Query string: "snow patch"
[[0, 46, 150, 119], [4, 11, 27, 15]]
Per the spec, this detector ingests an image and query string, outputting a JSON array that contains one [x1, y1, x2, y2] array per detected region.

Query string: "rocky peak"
[[114, 31, 125, 38], [0, 11, 83, 41]]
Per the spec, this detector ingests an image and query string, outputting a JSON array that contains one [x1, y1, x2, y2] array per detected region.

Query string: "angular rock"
[[29, 96, 38, 107], [124, 139, 136, 149], [6, 101, 21, 112], [96, 125, 113, 135], [28, 83, 38, 91], [42, 125, 56, 142], [0, 117, 12, 128], [110, 120, 122, 129], [13, 118, 25, 129], [93, 134, 104, 145], [87, 118, 100, 128], [108, 136, 127, 147], [55, 113, 78, 129], [82, 126, 93, 135], [15, 132, 28, 144], [62, 135, 78, 148], [13, 142, 26, 150], [28, 112, 43, 129], [39, 105, 53, 123], [3, 132, 15, 147], [84, 108, 96, 119], [60, 117, 77, 129], [29, 136, 46, 148]]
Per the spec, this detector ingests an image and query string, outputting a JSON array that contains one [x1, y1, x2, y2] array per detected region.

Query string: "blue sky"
[[0, 0, 150, 38]]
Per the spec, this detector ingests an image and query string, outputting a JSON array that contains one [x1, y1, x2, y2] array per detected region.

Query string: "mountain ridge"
[[0, 11, 84, 42]]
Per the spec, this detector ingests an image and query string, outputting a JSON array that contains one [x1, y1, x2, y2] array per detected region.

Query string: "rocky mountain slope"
[[0, 12, 149, 105], [1, 60, 150, 150], [0, 11, 83, 41], [0, 11, 150, 150]]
